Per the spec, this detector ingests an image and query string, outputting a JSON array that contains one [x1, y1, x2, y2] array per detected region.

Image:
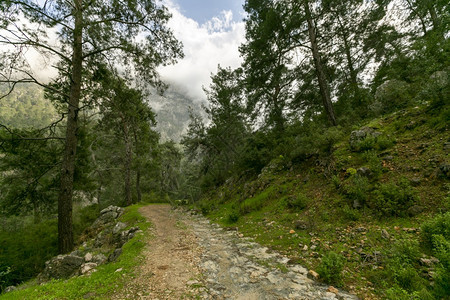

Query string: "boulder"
[[349, 127, 381, 150], [80, 262, 97, 275], [439, 163, 450, 178], [307, 270, 319, 280], [84, 252, 93, 262], [39, 255, 84, 281], [119, 226, 140, 245], [381, 229, 390, 240], [4, 286, 17, 293], [113, 222, 127, 235], [294, 220, 308, 230], [92, 253, 107, 265], [108, 248, 123, 262], [357, 167, 372, 178], [92, 206, 124, 228], [407, 205, 424, 217]]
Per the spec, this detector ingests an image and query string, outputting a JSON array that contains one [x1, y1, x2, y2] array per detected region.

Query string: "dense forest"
[[0, 0, 448, 299]]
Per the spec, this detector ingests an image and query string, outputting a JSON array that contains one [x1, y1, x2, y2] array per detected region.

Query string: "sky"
[[158, 0, 246, 102]]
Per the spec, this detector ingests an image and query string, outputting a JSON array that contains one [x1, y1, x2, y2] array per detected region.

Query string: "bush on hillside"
[[317, 251, 345, 286], [370, 178, 418, 217], [420, 212, 450, 252]]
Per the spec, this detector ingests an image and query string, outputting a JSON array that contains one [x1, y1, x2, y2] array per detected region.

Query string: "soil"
[[113, 204, 359, 300], [114, 204, 203, 299]]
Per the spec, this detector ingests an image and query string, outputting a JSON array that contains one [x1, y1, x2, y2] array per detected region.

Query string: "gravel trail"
[[120, 205, 359, 300]]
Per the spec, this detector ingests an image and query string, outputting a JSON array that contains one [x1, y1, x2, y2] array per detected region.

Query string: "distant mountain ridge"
[[148, 86, 205, 142]]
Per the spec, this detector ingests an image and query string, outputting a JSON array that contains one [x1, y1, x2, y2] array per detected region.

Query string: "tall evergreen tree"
[[0, 0, 183, 253]]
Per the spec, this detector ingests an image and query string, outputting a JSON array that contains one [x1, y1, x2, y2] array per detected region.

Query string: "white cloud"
[[158, 0, 246, 102]]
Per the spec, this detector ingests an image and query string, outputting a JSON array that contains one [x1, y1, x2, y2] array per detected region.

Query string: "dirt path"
[[116, 205, 204, 299], [118, 205, 359, 300]]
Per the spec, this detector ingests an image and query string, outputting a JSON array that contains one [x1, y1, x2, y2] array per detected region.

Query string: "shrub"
[[341, 205, 361, 222], [331, 175, 341, 190], [286, 193, 309, 210], [382, 239, 426, 295], [370, 178, 418, 217], [0, 218, 58, 292], [344, 175, 370, 207], [227, 211, 239, 224], [385, 287, 434, 300], [239, 188, 272, 214], [362, 150, 384, 178], [317, 251, 345, 286], [376, 135, 395, 150], [73, 204, 99, 240], [420, 212, 450, 252], [240, 196, 264, 214]]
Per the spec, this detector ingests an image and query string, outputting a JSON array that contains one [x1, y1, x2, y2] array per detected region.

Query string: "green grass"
[[193, 104, 449, 299], [1, 204, 151, 300]]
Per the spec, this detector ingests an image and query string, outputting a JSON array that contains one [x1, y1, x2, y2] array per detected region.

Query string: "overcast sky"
[[158, 0, 246, 102]]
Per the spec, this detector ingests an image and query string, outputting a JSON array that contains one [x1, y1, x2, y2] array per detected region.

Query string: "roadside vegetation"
[[1, 204, 151, 299]]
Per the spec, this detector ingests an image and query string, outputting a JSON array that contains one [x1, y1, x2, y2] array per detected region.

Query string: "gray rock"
[[407, 205, 424, 217], [92, 253, 107, 265], [92, 206, 124, 228], [357, 167, 372, 178], [381, 229, 390, 240], [84, 252, 93, 262], [352, 199, 362, 209], [39, 255, 84, 281], [439, 163, 450, 178], [108, 248, 123, 262], [4, 286, 17, 293], [119, 226, 140, 245], [349, 130, 368, 149], [294, 220, 308, 230], [112, 222, 127, 234], [410, 177, 421, 186], [349, 127, 381, 150], [80, 262, 97, 275]]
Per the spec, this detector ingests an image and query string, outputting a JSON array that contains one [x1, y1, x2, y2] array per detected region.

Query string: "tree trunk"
[[58, 0, 83, 254], [121, 116, 132, 206], [133, 131, 142, 203], [304, 1, 337, 126], [272, 84, 284, 132], [428, 6, 440, 31]]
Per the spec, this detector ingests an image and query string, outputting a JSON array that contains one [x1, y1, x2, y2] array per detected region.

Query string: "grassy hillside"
[[0, 204, 151, 300], [193, 104, 449, 299]]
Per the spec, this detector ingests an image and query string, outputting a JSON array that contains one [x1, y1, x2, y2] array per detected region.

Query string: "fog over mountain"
[[148, 84, 205, 142]]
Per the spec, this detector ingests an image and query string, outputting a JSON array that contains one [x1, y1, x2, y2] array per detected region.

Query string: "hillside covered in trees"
[[0, 0, 448, 299]]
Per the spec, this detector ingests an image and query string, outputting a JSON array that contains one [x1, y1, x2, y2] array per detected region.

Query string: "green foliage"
[[373, 80, 412, 114], [370, 179, 418, 217], [381, 239, 426, 295], [2, 204, 150, 299], [317, 251, 345, 286], [73, 204, 99, 240], [227, 211, 239, 224], [0, 84, 57, 129], [351, 134, 395, 152], [362, 150, 383, 178], [240, 196, 265, 214], [344, 175, 370, 206], [420, 212, 450, 252], [286, 193, 309, 210], [0, 218, 58, 292], [340, 205, 361, 222]]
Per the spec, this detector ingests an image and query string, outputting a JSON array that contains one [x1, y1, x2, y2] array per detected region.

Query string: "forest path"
[[118, 204, 359, 300]]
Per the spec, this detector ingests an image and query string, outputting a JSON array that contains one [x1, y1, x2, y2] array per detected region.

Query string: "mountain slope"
[[193, 104, 449, 299]]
